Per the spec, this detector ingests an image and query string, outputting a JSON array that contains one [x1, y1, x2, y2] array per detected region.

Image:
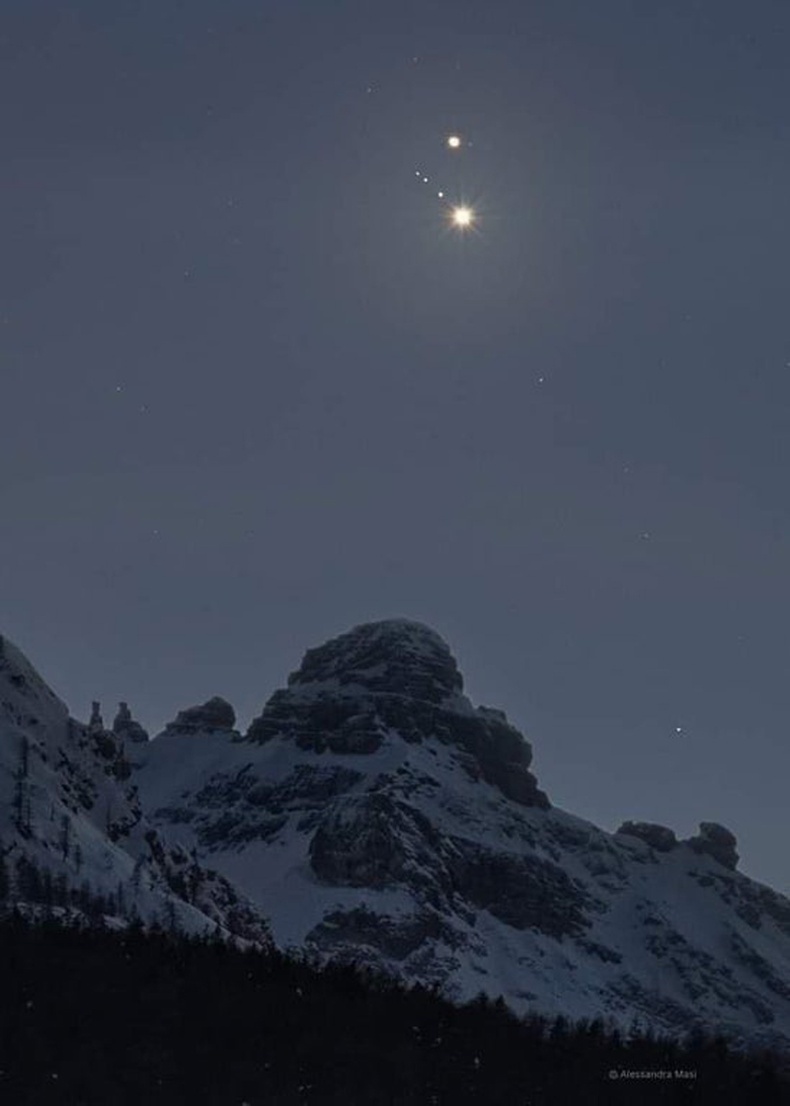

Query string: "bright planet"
[[451, 205, 474, 228]]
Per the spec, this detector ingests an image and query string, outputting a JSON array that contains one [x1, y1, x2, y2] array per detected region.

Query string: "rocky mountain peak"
[[246, 620, 549, 809], [286, 619, 464, 703]]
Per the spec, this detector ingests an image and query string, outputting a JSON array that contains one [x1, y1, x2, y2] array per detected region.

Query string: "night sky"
[[3, 1, 790, 893]]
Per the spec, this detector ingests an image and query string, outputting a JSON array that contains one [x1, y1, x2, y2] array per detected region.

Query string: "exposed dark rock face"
[[159, 764, 365, 852], [307, 904, 463, 961], [244, 764, 364, 810], [688, 822, 739, 871], [192, 763, 364, 816], [309, 792, 450, 902], [112, 701, 149, 744], [287, 619, 463, 702], [437, 709, 548, 808], [616, 821, 678, 853], [246, 620, 549, 808], [729, 929, 790, 1001], [251, 692, 384, 754], [308, 788, 586, 939], [444, 837, 590, 937], [163, 696, 238, 738]]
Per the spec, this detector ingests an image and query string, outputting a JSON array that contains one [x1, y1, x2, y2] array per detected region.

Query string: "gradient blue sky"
[[2, 0, 790, 891]]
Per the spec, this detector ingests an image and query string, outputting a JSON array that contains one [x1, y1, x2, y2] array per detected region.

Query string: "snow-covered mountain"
[[130, 619, 790, 1054], [0, 633, 271, 944], [3, 619, 790, 1054]]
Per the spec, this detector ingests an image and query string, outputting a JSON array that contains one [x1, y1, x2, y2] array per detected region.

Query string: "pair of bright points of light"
[[446, 136, 474, 227]]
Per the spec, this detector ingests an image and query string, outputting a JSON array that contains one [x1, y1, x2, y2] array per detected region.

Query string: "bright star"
[[447, 135, 462, 149]]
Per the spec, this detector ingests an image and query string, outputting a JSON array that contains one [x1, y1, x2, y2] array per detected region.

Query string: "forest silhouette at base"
[[0, 913, 788, 1105]]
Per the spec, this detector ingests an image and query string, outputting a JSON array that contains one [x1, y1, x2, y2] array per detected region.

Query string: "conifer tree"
[[13, 736, 32, 837], [53, 873, 68, 908], [59, 813, 71, 860], [15, 855, 42, 901], [0, 845, 9, 903]]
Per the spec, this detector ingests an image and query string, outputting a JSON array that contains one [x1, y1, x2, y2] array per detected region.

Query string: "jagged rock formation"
[[247, 620, 549, 809], [112, 701, 149, 744], [616, 821, 678, 853], [286, 619, 464, 701], [688, 822, 740, 871], [163, 696, 239, 738], [88, 701, 104, 733]]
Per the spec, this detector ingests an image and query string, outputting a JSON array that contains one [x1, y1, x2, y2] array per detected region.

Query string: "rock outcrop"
[[88, 701, 104, 734], [616, 821, 678, 853], [112, 701, 149, 744], [688, 822, 739, 871], [162, 696, 239, 738]]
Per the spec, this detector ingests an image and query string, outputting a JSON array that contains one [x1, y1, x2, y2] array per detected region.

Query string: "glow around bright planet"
[[451, 205, 474, 228]]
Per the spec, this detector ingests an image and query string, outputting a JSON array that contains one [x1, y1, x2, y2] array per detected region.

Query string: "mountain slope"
[[133, 619, 790, 1053], [0, 633, 270, 943]]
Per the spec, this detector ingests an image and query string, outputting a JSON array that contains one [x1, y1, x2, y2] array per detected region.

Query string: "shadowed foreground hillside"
[[0, 915, 788, 1105]]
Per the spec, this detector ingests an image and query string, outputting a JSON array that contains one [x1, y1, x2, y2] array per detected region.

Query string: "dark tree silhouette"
[[0, 914, 786, 1105]]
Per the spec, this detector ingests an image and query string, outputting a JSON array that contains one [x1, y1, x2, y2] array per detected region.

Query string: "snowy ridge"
[[132, 620, 790, 1054]]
